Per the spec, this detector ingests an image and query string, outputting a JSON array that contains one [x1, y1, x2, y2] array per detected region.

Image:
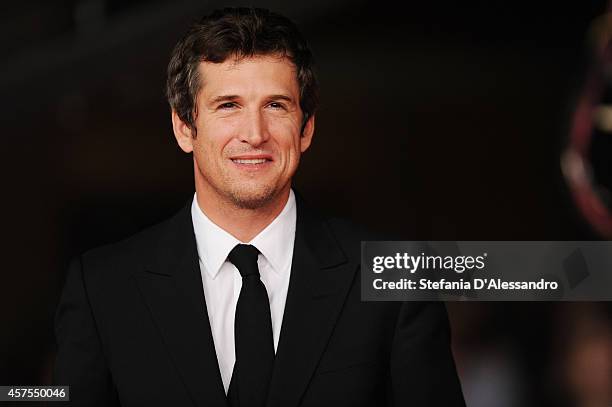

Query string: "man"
[[54, 7, 465, 407]]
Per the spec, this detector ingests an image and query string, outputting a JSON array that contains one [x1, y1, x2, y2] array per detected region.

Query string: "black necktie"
[[227, 244, 274, 407]]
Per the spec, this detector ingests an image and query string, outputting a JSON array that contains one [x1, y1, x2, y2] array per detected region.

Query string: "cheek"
[[196, 121, 238, 156], [270, 121, 302, 154]]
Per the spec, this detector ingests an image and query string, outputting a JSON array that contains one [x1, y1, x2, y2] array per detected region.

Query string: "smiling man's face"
[[173, 54, 315, 210]]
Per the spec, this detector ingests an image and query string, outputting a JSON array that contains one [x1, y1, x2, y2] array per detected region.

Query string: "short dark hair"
[[166, 7, 318, 134]]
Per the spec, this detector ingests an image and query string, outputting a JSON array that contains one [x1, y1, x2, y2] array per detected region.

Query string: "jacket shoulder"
[[78, 204, 190, 277], [322, 216, 387, 263]]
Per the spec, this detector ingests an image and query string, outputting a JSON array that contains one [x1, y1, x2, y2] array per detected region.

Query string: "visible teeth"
[[233, 159, 267, 164]]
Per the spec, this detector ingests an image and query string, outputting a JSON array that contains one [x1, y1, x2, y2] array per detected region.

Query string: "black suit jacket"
[[54, 196, 465, 406]]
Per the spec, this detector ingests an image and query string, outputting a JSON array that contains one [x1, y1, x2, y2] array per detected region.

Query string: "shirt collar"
[[191, 190, 296, 279], [250, 190, 296, 275]]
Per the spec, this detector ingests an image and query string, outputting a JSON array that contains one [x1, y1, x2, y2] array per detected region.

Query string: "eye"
[[218, 102, 237, 110], [267, 102, 285, 110]]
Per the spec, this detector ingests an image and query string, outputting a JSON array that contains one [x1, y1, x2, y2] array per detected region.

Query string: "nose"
[[240, 109, 269, 147]]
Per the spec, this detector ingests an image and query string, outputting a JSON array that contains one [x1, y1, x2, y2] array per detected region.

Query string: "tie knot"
[[228, 244, 260, 278]]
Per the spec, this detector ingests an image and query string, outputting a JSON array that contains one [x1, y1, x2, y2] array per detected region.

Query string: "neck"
[[195, 185, 290, 243]]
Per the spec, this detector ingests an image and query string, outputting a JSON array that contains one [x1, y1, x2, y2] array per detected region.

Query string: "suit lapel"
[[133, 201, 228, 407], [267, 196, 357, 407]]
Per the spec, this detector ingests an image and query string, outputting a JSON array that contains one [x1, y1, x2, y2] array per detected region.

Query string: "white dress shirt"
[[190, 190, 296, 394]]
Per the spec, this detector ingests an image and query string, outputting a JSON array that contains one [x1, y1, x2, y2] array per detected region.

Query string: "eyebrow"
[[267, 94, 295, 103], [209, 95, 240, 104], [208, 94, 296, 105]]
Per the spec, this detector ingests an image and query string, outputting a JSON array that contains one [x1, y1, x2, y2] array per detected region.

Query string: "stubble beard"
[[225, 182, 278, 210], [206, 169, 281, 211], [195, 154, 291, 211]]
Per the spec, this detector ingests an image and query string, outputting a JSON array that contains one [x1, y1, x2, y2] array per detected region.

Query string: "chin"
[[226, 185, 279, 210]]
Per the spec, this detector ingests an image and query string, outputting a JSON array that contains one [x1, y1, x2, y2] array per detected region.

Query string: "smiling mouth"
[[231, 158, 269, 164]]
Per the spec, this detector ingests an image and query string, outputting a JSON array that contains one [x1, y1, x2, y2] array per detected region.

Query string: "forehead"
[[197, 55, 299, 98]]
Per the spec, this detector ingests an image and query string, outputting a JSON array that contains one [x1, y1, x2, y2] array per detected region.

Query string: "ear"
[[171, 110, 194, 153], [299, 114, 315, 153]]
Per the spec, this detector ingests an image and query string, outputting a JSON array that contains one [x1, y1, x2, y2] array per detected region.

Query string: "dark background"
[[1, 1, 611, 406]]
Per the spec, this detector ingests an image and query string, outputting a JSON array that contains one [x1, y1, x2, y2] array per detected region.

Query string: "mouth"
[[229, 155, 273, 170], [231, 158, 269, 164]]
